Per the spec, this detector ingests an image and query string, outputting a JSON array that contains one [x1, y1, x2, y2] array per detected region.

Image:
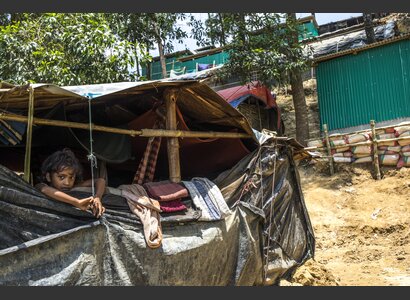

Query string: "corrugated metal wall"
[[316, 39, 410, 132]]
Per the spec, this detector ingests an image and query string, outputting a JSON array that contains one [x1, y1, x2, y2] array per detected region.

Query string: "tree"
[[286, 13, 310, 145], [0, 13, 138, 85], [195, 13, 311, 144], [138, 13, 188, 79], [105, 13, 152, 79]]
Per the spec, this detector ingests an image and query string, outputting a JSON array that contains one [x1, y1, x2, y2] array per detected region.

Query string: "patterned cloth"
[[182, 177, 231, 221], [159, 199, 187, 213], [144, 180, 189, 202], [132, 119, 163, 185]]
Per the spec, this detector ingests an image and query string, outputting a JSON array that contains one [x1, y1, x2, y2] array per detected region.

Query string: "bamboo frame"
[[305, 133, 410, 152], [307, 121, 410, 177], [0, 113, 252, 139], [23, 86, 34, 183], [165, 88, 181, 183]]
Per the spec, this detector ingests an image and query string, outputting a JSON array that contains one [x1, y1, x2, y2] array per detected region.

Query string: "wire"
[[87, 97, 97, 196]]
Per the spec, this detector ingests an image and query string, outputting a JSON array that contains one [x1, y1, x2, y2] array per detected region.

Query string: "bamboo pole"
[[23, 86, 34, 183], [371, 120, 381, 180], [323, 124, 334, 175], [305, 134, 410, 152], [316, 121, 410, 139], [0, 113, 253, 139], [164, 88, 181, 183]]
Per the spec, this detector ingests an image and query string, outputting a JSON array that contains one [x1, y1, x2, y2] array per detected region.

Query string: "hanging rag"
[[132, 119, 164, 185], [118, 184, 163, 249], [182, 177, 231, 221]]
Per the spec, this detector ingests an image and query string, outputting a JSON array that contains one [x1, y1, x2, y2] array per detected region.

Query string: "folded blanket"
[[159, 199, 187, 213], [144, 180, 189, 201], [182, 177, 231, 221]]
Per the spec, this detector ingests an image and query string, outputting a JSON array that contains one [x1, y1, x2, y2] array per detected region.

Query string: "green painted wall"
[[316, 39, 410, 132]]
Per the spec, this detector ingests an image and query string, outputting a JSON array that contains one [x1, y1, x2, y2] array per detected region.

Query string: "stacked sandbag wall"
[[307, 123, 410, 169]]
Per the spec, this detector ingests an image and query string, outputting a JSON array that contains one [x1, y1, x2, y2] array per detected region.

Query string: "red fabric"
[[128, 108, 252, 179], [217, 81, 276, 108], [144, 180, 189, 201], [132, 119, 163, 185], [216, 81, 281, 131], [159, 199, 187, 213]]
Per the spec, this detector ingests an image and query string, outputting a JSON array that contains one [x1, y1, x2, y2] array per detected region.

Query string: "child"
[[36, 148, 106, 218]]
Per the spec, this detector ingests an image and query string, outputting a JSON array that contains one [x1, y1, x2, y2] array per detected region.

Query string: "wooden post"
[[23, 86, 34, 183], [371, 120, 381, 180], [323, 124, 334, 176], [164, 88, 181, 183]]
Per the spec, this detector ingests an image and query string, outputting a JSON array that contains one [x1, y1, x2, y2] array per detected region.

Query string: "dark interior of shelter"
[[0, 85, 258, 187]]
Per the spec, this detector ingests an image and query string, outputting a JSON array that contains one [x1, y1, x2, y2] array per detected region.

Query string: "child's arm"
[[77, 178, 106, 218], [35, 183, 94, 212]]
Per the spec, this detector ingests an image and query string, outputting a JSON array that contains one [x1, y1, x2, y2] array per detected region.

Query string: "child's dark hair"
[[40, 148, 83, 183]]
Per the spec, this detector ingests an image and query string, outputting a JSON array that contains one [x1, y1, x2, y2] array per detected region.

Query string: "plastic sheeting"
[[0, 132, 314, 286], [309, 21, 396, 58]]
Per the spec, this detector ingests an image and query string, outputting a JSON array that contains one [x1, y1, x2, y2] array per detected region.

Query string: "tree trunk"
[[363, 13, 376, 44], [217, 13, 226, 46], [157, 39, 167, 79], [287, 13, 309, 145], [290, 71, 310, 145], [134, 44, 140, 78], [152, 17, 167, 79]]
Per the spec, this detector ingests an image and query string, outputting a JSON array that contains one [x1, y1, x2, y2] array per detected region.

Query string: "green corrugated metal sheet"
[[142, 51, 230, 80], [317, 39, 410, 132], [299, 22, 318, 40]]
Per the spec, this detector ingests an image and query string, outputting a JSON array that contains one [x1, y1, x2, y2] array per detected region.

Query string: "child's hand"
[[76, 196, 95, 212], [91, 197, 106, 218]]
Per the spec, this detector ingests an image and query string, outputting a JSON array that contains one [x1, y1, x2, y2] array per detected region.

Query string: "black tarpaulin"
[[0, 131, 314, 286]]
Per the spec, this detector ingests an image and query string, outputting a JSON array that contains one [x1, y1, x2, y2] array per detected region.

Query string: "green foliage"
[[0, 13, 139, 85], [195, 13, 311, 88]]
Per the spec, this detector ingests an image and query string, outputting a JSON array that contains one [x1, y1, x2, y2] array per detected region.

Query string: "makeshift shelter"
[[0, 79, 314, 285], [216, 82, 284, 135]]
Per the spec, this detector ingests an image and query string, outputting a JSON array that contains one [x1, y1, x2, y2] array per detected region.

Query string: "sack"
[[346, 133, 369, 144], [353, 156, 372, 164], [379, 154, 400, 165]]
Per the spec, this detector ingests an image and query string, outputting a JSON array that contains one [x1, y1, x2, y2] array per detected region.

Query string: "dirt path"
[[282, 163, 410, 286]]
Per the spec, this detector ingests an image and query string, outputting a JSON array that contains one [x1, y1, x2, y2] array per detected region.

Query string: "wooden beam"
[[371, 120, 381, 180], [0, 113, 252, 139], [23, 86, 34, 183], [164, 88, 181, 183]]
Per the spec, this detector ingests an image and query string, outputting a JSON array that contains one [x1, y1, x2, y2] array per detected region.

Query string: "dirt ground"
[[280, 162, 410, 286], [275, 77, 410, 285]]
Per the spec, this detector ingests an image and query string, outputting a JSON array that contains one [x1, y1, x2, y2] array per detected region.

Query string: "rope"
[[87, 97, 97, 196], [263, 139, 278, 282]]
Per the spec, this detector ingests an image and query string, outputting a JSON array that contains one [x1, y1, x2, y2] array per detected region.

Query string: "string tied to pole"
[[87, 96, 97, 196]]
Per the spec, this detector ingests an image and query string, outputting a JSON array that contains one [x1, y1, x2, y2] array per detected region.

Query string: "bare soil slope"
[[281, 163, 410, 286]]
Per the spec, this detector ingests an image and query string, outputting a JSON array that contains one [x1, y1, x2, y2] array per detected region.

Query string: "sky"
[[150, 13, 363, 56]]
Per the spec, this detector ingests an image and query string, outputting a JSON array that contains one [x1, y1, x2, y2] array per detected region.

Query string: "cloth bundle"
[[144, 180, 189, 213], [118, 184, 162, 249], [182, 177, 231, 221]]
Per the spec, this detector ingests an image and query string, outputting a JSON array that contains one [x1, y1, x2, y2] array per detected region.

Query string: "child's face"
[[47, 167, 76, 191]]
